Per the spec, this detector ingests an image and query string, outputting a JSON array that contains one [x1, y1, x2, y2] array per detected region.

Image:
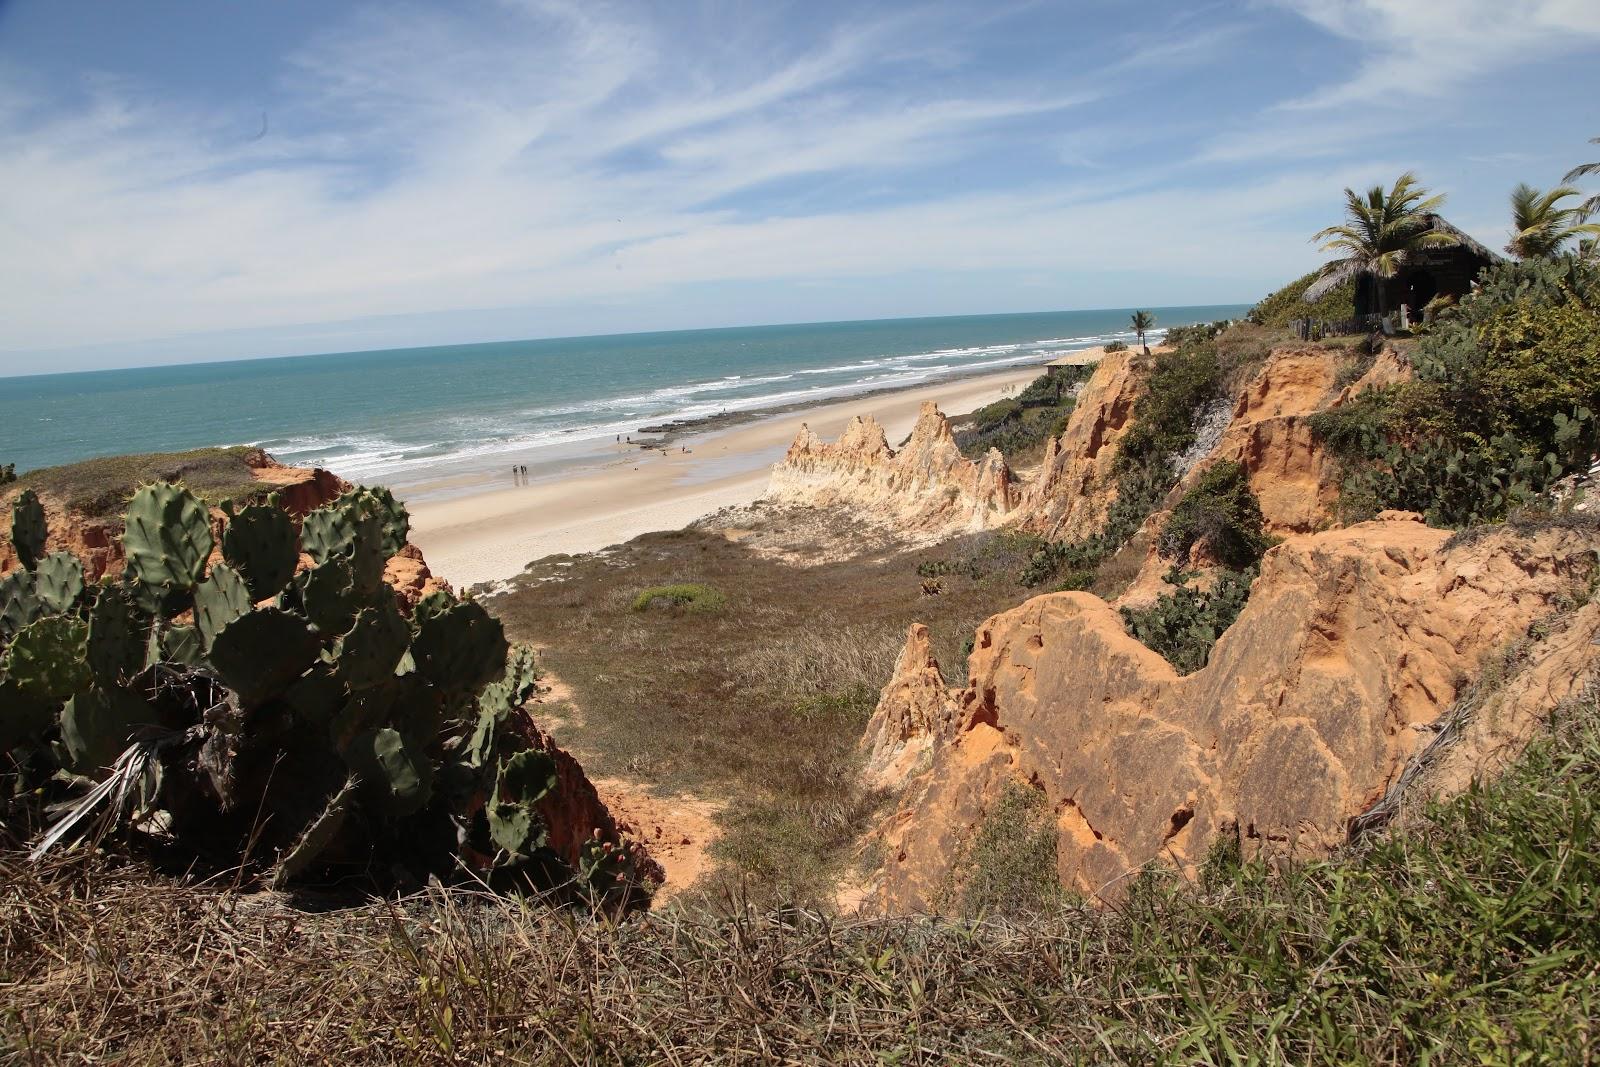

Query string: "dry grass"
[[8, 446, 275, 517], [486, 524, 1036, 903]]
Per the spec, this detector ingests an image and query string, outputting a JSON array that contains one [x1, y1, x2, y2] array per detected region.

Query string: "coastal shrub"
[[1311, 256, 1600, 527], [0, 462, 13, 486], [941, 781, 1070, 916], [630, 582, 726, 613], [1115, 346, 1224, 472], [1103, 339, 1128, 353], [955, 372, 1079, 462], [1158, 460, 1271, 568], [11, 446, 276, 517], [1121, 566, 1256, 675], [1248, 267, 1357, 326], [0, 482, 649, 902]]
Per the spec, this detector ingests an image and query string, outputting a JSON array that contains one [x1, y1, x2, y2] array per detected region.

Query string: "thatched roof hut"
[[1305, 214, 1502, 316]]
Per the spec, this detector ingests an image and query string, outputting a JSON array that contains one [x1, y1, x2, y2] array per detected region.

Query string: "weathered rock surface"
[[863, 514, 1599, 911], [1013, 351, 1145, 541], [766, 401, 1015, 540]]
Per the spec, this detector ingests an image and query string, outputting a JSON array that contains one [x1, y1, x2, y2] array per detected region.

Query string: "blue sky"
[[0, 0, 1597, 374]]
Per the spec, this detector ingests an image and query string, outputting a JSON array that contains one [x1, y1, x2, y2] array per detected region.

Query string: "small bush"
[[1115, 347, 1224, 472], [0, 462, 14, 486], [1158, 461, 1270, 568], [630, 583, 726, 613], [945, 781, 1070, 916], [1103, 339, 1128, 353], [1121, 566, 1256, 674], [955, 372, 1079, 462]]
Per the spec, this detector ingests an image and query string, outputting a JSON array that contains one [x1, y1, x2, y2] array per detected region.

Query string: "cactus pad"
[[411, 600, 507, 696], [10, 489, 48, 570], [33, 552, 84, 614], [86, 587, 147, 686], [300, 558, 360, 636], [194, 564, 253, 649], [0, 569, 42, 637], [2, 615, 91, 703], [336, 596, 410, 690], [0, 677, 54, 752], [221, 503, 298, 601], [122, 483, 213, 607], [487, 749, 556, 855], [160, 624, 206, 667], [208, 608, 320, 709], [60, 685, 154, 774], [348, 726, 432, 816]]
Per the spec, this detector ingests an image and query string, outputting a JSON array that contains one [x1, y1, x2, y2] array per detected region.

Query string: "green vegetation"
[[1121, 566, 1256, 675], [1506, 182, 1600, 258], [1249, 267, 1358, 326], [0, 481, 646, 901], [1157, 460, 1270, 569], [941, 781, 1070, 916], [0, 463, 14, 487], [1103, 339, 1128, 353], [9, 446, 276, 516], [8, 668, 1596, 1061], [1565, 134, 1600, 219], [1311, 171, 1453, 317], [1310, 255, 1600, 526], [630, 582, 726, 613], [953, 367, 1088, 463]]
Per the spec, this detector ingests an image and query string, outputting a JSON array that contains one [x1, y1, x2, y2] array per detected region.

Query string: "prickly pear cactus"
[[348, 726, 432, 816], [488, 749, 556, 855], [411, 600, 508, 696], [207, 608, 320, 709], [221, 503, 298, 601], [301, 493, 386, 595], [0, 569, 42, 637], [298, 558, 360, 636], [2, 615, 91, 703], [122, 483, 213, 610], [10, 489, 47, 570], [336, 596, 410, 690], [33, 552, 84, 614], [194, 563, 253, 649], [86, 588, 146, 687], [60, 686, 154, 774]]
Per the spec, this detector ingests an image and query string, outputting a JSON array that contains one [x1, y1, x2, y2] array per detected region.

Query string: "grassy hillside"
[[1249, 268, 1357, 326], [5, 445, 275, 516]]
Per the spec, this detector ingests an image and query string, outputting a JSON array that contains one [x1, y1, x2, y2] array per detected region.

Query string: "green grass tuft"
[[629, 583, 726, 613]]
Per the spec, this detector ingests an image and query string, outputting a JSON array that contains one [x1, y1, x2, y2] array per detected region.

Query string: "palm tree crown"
[[1562, 136, 1600, 220], [1506, 183, 1600, 259], [1130, 310, 1155, 355], [1311, 172, 1455, 315]]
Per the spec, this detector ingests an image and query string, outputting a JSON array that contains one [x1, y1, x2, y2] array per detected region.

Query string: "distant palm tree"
[[1562, 136, 1600, 219], [1130, 310, 1155, 355], [1311, 172, 1454, 318], [1505, 183, 1600, 258]]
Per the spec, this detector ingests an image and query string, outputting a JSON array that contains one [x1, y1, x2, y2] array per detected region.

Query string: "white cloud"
[[1270, 0, 1600, 109]]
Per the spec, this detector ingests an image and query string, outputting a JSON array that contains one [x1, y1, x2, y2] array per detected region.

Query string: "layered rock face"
[[862, 514, 1599, 910], [766, 402, 1015, 540], [1013, 351, 1145, 541]]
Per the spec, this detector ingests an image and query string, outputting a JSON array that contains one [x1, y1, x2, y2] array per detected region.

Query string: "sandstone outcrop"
[[765, 401, 1015, 540], [1013, 350, 1145, 541], [861, 514, 1599, 911]]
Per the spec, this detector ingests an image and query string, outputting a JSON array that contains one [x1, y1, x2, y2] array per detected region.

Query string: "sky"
[[0, 0, 1597, 375]]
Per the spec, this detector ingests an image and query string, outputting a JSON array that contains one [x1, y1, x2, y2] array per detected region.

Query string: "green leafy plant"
[[1158, 461, 1271, 569], [1121, 566, 1256, 675]]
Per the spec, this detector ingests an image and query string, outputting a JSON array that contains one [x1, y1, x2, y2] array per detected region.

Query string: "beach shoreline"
[[405, 358, 1070, 588]]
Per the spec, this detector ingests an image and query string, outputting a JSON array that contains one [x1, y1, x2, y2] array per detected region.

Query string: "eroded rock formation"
[[766, 401, 1015, 540], [862, 514, 1599, 911]]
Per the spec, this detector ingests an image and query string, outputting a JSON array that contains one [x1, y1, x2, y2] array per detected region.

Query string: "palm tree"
[[1562, 136, 1600, 219], [1311, 172, 1455, 318], [1130, 310, 1155, 355], [1505, 183, 1600, 258]]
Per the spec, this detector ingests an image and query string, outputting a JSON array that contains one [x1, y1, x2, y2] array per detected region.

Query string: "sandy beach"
[[407, 362, 1050, 587]]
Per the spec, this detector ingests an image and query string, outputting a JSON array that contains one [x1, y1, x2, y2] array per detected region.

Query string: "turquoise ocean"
[[1, 306, 1245, 494]]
